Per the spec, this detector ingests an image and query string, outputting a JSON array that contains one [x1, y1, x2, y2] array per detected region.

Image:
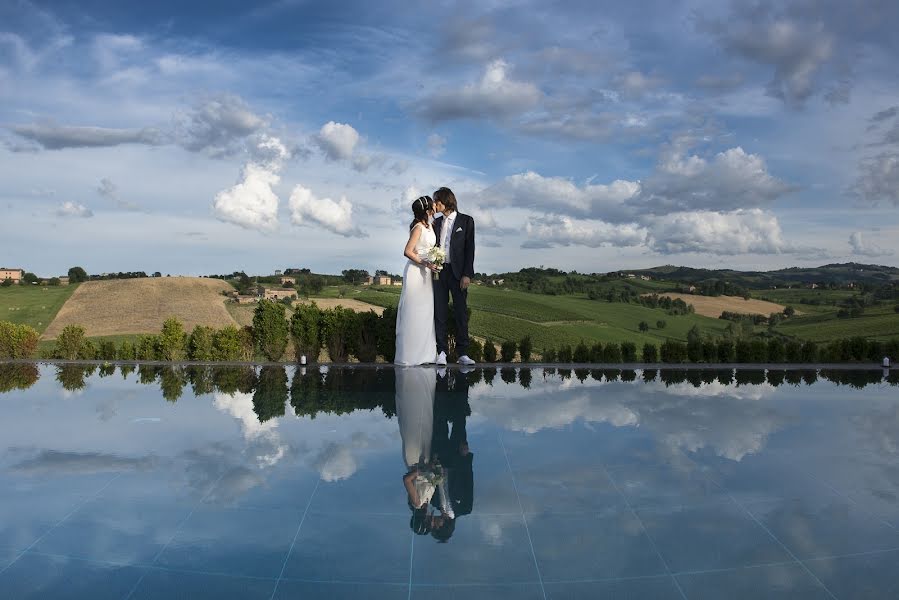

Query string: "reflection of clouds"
[[213, 391, 285, 468], [312, 442, 357, 482], [10, 450, 157, 474], [474, 373, 786, 462], [481, 521, 504, 546]]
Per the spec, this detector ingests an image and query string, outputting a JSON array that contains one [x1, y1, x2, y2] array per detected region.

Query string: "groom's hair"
[[434, 187, 457, 212]]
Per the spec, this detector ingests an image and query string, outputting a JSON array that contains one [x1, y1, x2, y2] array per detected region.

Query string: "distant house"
[[392, 280, 403, 286], [376, 275, 392, 286], [626, 273, 636, 279], [57, 276, 70, 286], [265, 289, 297, 301], [362, 277, 372, 286], [489, 278, 505, 286], [687, 285, 697, 293], [0, 268, 24, 284], [235, 295, 258, 304], [274, 269, 283, 276], [280, 276, 296, 285], [640, 275, 651, 281]]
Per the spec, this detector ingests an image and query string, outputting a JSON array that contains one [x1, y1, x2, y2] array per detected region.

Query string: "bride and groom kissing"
[[395, 187, 476, 367]]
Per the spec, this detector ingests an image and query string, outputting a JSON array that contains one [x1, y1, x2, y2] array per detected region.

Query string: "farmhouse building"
[[376, 275, 392, 285], [265, 289, 297, 301], [235, 295, 259, 304], [0, 268, 24, 284], [280, 276, 296, 285]]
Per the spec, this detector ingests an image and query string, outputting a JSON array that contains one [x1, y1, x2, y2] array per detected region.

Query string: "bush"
[[500, 340, 517, 362], [253, 299, 289, 361], [376, 306, 397, 363], [321, 306, 356, 362], [239, 326, 255, 361], [98, 339, 117, 361], [767, 338, 785, 363], [518, 336, 532, 363], [188, 326, 215, 361], [785, 340, 803, 363], [557, 344, 573, 362], [355, 311, 379, 362], [53, 324, 86, 360], [0, 321, 39, 359], [158, 317, 188, 361], [642, 343, 658, 362], [212, 326, 243, 361], [78, 339, 98, 360], [572, 341, 589, 363], [656, 320, 667, 329], [735, 340, 752, 363], [483, 338, 498, 362], [620, 341, 637, 362], [701, 340, 717, 363], [638, 321, 649, 332], [290, 302, 322, 362], [716, 338, 734, 363], [466, 337, 483, 363], [602, 343, 622, 363], [800, 340, 818, 363], [660, 340, 687, 363], [542, 347, 557, 362], [118, 340, 135, 360], [748, 339, 768, 362]]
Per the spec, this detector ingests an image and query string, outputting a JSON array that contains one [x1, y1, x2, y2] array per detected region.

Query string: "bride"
[[395, 196, 438, 366]]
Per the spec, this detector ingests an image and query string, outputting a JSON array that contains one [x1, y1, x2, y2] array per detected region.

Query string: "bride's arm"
[[403, 225, 426, 265]]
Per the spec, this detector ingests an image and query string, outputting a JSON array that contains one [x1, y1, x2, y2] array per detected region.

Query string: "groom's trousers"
[[434, 267, 469, 356]]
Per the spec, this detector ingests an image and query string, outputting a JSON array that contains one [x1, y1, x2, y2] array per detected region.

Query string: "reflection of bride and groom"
[[396, 367, 473, 542], [395, 187, 476, 366]]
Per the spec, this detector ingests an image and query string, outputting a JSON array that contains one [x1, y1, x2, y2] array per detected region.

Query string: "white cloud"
[[315, 121, 360, 160], [645, 209, 790, 255], [56, 201, 93, 218], [97, 177, 140, 211], [174, 94, 268, 157], [288, 184, 365, 238], [523, 216, 646, 249], [848, 231, 892, 257], [614, 70, 663, 99], [8, 123, 162, 150], [417, 59, 541, 121], [426, 133, 446, 157], [851, 152, 899, 207]]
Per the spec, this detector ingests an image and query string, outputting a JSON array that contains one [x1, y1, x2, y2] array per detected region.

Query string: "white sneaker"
[[436, 351, 447, 366], [458, 355, 475, 366]]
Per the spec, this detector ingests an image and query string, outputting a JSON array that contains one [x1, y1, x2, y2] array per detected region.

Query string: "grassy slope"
[[775, 305, 899, 342], [0, 284, 80, 333]]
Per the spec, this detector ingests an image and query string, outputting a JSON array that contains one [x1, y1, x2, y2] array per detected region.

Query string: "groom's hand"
[[460, 276, 471, 290]]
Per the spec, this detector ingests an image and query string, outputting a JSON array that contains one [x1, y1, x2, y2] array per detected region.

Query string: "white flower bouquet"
[[426, 246, 446, 280]]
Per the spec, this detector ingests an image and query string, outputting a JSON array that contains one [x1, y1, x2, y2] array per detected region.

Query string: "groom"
[[432, 187, 476, 366]]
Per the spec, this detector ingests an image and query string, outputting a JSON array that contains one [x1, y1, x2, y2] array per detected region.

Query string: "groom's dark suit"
[[433, 212, 475, 356]]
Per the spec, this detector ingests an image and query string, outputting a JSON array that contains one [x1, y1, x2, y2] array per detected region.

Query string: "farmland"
[[0, 284, 80, 333]]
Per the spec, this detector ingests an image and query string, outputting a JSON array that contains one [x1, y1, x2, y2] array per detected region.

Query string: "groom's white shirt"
[[441, 210, 456, 263]]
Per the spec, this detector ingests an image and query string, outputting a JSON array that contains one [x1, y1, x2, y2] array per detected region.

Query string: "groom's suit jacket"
[[434, 212, 475, 280]]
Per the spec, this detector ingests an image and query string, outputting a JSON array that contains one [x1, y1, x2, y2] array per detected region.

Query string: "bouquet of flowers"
[[426, 246, 446, 280], [420, 462, 446, 487]]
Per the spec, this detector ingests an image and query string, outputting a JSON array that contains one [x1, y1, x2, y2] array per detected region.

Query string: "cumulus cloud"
[[174, 94, 268, 157], [614, 70, 664, 99], [645, 209, 791, 255], [417, 59, 541, 121], [851, 152, 899, 207], [288, 184, 366, 237], [212, 135, 288, 232], [848, 231, 892, 257], [427, 133, 446, 157], [523, 217, 646, 249], [7, 123, 162, 150], [56, 200, 93, 218], [315, 121, 360, 160], [11, 450, 157, 475]]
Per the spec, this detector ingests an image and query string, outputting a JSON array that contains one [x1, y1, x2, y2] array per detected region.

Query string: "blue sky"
[[1, 0, 898, 276]]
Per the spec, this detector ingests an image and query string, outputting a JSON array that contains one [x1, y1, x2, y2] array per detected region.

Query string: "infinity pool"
[[1, 364, 898, 599]]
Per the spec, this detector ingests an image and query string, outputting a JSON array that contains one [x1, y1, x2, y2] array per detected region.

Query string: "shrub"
[[572, 341, 590, 363], [785, 340, 803, 363], [187, 326, 215, 361], [118, 340, 135, 360], [376, 306, 397, 363], [239, 326, 255, 361], [53, 324, 86, 360], [660, 340, 687, 363], [253, 299, 289, 361], [848, 336, 868, 362], [589, 342, 603, 362], [542, 347, 557, 362], [602, 343, 622, 363], [321, 306, 355, 362], [518, 336, 532, 363], [642, 343, 658, 362], [466, 337, 483, 363], [748, 339, 768, 362], [135, 335, 159, 360], [0, 321, 39, 359], [355, 311, 379, 362], [638, 321, 649, 332], [500, 340, 517, 362], [290, 302, 322, 362], [212, 326, 243, 361], [620, 341, 637, 362], [98, 339, 117, 361], [158, 317, 188, 361], [483, 338, 498, 362], [799, 340, 818, 363], [701, 340, 717, 363], [557, 344, 573, 362], [767, 338, 785, 363], [716, 338, 734, 363], [656, 320, 667, 329], [78, 339, 98, 360], [735, 340, 752, 363]]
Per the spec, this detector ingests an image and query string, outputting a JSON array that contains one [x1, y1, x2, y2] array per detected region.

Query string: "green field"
[[774, 305, 899, 342], [0, 284, 80, 333], [355, 285, 732, 349]]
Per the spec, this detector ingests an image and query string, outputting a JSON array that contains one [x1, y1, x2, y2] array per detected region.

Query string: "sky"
[[1, 0, 899, 277]]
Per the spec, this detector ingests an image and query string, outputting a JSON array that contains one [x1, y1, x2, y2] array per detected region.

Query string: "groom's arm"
[[463, 215, 475, 279]]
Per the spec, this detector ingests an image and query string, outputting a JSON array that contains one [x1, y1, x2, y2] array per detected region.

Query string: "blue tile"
[[746, 496, 899, 560], [0, 552, 144, 599], [202, 464, 318, 510], [412, 582, 544, 599], [544, 576, 683, 599], [155, 506, 302, 579], [32, 498, 190, 564], [514, 462, 625, 514], [97, 464, 222, 504], [636, 501, 792, 573], [308, 456, 409, 515], [282, 512, 410, 583], [704, 456, 833, 505], [130, 568, 275, 599], [675, 563, 832, 599], [805, 549, 899, 600], [412, 514, 537, 584], [0, 546, 21, 571], [274, 580, 408, 599], [527, 512, 667, 581], [608, 464, 727, 510]]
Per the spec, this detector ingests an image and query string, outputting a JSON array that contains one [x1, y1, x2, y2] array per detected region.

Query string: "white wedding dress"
[[395, 223, 437, 366]]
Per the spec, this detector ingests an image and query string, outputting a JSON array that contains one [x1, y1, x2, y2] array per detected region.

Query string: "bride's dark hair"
[[409, 195, 433, 230]]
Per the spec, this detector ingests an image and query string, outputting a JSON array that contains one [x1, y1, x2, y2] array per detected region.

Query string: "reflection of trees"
[[767, 370, 785, 387], [819, 369, 885, 389], [212, 366, 257, 395], [784, 370, 803, 386], [138, 365, 160, 385], [56, 365, 92, 391], [621, 369, 637, 382], [735, 370, 766, 386], [660, 369, 688, 386], [159, 366, 187, 402], [289, 368, 397, 419], [120, 364, 135, 379], [574, 368, 589, 382], [519, 368, 532, 389], [500, 367, 516, 384], [253, 366, 288, 422], [642, 369, 657, 383], [188, 366, 215, 396], [0, 363, 39, 392], [483, 368, 496, 386], [98, 363, 116, 377]]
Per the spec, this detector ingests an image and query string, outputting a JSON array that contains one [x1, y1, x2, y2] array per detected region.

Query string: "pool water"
[[0, 364, 898, 599]]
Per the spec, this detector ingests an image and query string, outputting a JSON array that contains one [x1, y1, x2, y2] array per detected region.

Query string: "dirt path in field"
[[651, 293, 796, 318], [42, 278, 238, 339]]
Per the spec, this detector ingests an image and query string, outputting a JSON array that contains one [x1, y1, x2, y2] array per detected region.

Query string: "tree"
[[656, 319, 667, 329], [23, 272, 38, 284], [188, 326, 215, 361], [518, 336, 533, 363], [638, 321, 649, 332], [53, 324, 86, 360], [68, 266, 88, 283], [783, 305, 795, 317], [252, 299, 289, 361], [500, 340, 517, 362], [342, 269, 369, 284], [290, 302, 322, 362], [1, 279, 13, 287], [47, 277, 61, 286], [158, 317, 188, 361]]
